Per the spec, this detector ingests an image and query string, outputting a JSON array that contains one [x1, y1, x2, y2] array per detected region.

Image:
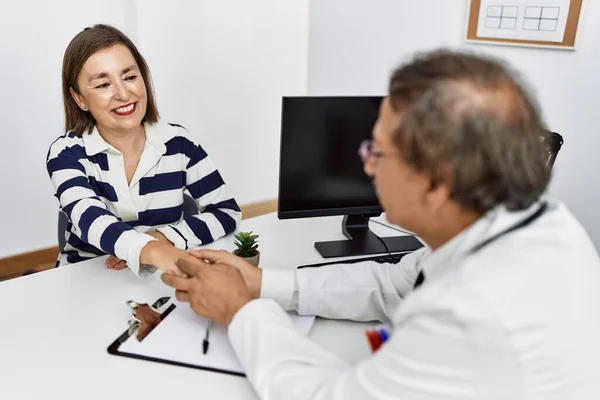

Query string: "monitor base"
[[314, 215, 424, 258]]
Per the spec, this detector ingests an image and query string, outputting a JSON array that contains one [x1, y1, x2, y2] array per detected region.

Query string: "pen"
[[203, 320, 212, 354], [365, 325, 391, 353]]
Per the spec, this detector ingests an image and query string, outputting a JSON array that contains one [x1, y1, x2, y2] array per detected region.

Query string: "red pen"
[[365, 325, 391, 352]]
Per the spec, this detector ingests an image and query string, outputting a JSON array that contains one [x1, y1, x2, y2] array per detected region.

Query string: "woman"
[[47, 24, 241, 277]]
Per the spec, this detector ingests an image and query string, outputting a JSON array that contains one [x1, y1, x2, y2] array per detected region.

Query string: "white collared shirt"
[[47, 121, 241, 276], [228, 200, 600, 399]]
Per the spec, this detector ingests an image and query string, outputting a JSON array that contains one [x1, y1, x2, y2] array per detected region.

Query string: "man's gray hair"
[[389, 49, 551, 213]]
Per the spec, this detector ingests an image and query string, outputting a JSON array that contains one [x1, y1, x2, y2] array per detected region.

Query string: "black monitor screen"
[[278, 96, 384, 219]]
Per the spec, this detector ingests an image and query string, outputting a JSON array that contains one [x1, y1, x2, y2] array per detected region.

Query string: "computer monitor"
[[278, 96, 423, 258]]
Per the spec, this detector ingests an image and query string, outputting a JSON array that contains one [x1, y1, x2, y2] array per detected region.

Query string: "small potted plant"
[[233, 231, 260, 267]]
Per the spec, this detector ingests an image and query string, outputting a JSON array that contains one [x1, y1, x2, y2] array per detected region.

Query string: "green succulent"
[[233, 231, 259, 257]]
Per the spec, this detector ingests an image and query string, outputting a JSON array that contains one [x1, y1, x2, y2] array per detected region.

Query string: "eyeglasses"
[[358, 140, 395, 164]]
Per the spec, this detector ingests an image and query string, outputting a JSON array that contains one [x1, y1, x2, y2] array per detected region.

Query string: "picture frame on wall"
[[465, 0, 584, 50]]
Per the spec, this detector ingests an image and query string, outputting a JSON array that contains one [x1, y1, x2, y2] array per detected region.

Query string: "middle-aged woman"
[[47, 24, 241, 277]]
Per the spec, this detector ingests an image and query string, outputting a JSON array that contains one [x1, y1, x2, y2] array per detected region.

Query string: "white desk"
[[0, 213, 406, 399]]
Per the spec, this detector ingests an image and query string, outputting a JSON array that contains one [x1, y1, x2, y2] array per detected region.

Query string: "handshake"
[[161, 249, 264, 326], [104, 232, 263, 326]]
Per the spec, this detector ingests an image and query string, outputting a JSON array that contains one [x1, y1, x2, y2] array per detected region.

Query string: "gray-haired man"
[[164, 50, 600, 400]]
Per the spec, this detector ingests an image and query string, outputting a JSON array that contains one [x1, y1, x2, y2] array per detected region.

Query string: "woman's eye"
[[125, 75, 137, 81], [95, 83, 110, 89]]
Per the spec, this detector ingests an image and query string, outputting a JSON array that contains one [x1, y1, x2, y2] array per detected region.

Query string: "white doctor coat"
[[228, 200, 600, 399]]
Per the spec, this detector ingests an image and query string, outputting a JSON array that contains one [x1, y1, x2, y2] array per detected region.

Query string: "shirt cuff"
[[259, 269, 298, 311], [127, 235, 159, 278], [156, 225, 187, 250], [228, 298, 295, 349]]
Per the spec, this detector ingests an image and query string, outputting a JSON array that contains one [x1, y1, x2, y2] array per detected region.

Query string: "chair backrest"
[[544, 131, 563, 169], [182, 192, 199, 218], [57, 193, 198, 253], [57, 210, 68, 253]]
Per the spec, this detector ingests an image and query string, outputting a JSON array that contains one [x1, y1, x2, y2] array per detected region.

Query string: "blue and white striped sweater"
[[46, 120, 241, 275]]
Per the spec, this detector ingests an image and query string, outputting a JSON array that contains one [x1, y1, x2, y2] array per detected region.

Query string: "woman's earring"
[[82, 105, 88, 111]]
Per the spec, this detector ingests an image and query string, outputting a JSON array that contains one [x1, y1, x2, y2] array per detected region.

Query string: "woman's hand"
[[140, 241, 188, 277], [106, 255, 127, 270]]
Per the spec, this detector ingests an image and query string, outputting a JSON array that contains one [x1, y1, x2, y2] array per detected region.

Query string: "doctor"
[[163, 50, 600, 399]]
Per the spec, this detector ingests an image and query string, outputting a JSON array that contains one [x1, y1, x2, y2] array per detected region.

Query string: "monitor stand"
[[314, 214, 424, 258]]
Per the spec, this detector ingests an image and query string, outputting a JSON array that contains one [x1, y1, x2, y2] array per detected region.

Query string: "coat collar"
[[421, 199, 550, 282]]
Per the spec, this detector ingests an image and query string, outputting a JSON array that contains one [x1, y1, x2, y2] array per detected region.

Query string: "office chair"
[[57, 193, 198, 253], [544, 130, 564, 169]]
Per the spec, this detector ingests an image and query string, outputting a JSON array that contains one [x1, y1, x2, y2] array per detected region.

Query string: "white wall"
[[307, 0, 600, 249], [134, 0, 309, 205], [0, 0, 309, 258], [0, 0, 131, 258]]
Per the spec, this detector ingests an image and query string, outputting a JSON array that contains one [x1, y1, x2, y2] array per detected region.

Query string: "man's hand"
[[188, 249, 263, 299], [161, 257, 253, 326], [106, 255, 127, 270]]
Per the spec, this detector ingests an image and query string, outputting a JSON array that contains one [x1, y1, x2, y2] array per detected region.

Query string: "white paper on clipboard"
[[115, 299, 315, 376]]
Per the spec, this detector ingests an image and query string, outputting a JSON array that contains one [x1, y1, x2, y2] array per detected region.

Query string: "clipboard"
[[107, 296, 315, 377]]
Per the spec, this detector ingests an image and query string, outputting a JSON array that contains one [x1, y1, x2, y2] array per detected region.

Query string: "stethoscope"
[[372, 202, 550, 350], [415, 201, 549, 287], [467, 201, 548, 256]]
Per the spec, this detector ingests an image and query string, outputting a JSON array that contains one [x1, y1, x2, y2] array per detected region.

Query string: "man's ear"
[[424, 162, 454, 212], [69, 87, 86, 110]]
